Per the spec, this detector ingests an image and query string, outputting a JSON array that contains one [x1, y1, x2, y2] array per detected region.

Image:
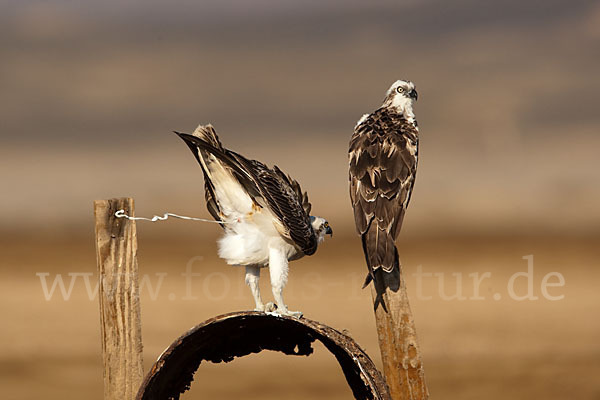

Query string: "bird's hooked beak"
[[408, 88, 418, 101], [325, 225, 333, 237]]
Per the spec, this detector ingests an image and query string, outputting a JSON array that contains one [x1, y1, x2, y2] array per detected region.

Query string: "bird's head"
[[310, 216, 333, 243], [382, 79, 418, 118]]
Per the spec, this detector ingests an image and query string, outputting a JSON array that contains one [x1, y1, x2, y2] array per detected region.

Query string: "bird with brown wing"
[[349, 80, 419, 287]]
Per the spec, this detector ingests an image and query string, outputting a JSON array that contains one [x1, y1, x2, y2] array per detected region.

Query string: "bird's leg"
[[245, 265, 265, 312], [268, 245, 302, 318]]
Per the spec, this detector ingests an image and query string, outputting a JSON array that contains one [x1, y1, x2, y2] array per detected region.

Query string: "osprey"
[[176, 125, 332, 317], [349, 80, 419, 287]]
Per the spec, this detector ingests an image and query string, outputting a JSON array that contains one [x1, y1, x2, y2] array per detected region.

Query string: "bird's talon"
[[264, 302, 277, 312], [277, 309, 303, 318]]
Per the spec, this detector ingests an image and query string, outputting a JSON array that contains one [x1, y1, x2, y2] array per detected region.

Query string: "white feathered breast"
[[203, 154, 299, 266]]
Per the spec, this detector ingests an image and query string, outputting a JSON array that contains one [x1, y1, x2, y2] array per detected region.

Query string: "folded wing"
[[349, 108, 419, 282]]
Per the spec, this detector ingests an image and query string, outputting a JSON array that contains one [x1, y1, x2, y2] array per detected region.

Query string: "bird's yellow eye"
[[396, 87, 404, 94], [324, 222, 329, 227]]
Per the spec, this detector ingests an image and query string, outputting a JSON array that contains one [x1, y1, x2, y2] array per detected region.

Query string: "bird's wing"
[[348, 108, 418, 274], [242, 160, 317, 255], [175, 132, 317, 255], [175, 125, 228, 228], [273, 165, 312, 216]]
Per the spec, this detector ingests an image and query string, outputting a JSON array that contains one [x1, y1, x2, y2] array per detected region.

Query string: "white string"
[[114, 209, 227, 224]]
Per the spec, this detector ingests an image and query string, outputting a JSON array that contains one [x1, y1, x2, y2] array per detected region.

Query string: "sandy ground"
[[1, 233, 599, 399]]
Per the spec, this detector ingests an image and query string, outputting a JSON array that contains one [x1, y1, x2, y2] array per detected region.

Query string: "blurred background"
[[1, 0, 599, 399]]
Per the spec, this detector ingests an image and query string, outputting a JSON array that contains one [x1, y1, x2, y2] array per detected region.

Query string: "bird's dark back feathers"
[[349, 108, 419, 286]]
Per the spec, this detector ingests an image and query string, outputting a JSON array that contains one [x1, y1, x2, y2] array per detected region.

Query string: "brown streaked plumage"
[[349, 80, 419, 287], [175, 125, 318, 256]]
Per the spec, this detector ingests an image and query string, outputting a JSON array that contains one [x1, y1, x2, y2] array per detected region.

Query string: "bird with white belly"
[[176, 125, 332, 317]]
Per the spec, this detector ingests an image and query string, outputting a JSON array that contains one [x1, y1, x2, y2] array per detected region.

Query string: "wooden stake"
[[94, 198, 144, 400], [371, 267, 429, 400]]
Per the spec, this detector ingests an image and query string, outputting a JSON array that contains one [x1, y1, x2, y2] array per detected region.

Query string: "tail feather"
[[191, 124, 223, 150], [361, 223, 399, 288], [174, 125, 229, 228]]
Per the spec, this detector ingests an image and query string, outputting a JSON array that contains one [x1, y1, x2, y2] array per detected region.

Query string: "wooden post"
[[371, 267, 428, 400], [94, 197, 144, 400]]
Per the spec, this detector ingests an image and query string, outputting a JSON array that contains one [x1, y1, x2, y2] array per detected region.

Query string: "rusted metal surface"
[[136, 311, 391, 400]]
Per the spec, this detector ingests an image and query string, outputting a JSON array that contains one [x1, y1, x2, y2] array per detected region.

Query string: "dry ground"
[[1, 233, 599, 399]]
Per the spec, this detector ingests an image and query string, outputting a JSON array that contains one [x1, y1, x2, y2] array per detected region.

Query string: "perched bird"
[[176, 125, 332, 317], [348, 80, 419, 287]]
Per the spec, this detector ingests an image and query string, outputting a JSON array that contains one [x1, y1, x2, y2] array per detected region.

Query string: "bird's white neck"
[[388, 96, 416, 124]]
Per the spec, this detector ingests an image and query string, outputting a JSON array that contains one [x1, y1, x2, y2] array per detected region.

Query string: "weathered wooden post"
[[94, 197, 144, 400], [371, 268, 428, 399]]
